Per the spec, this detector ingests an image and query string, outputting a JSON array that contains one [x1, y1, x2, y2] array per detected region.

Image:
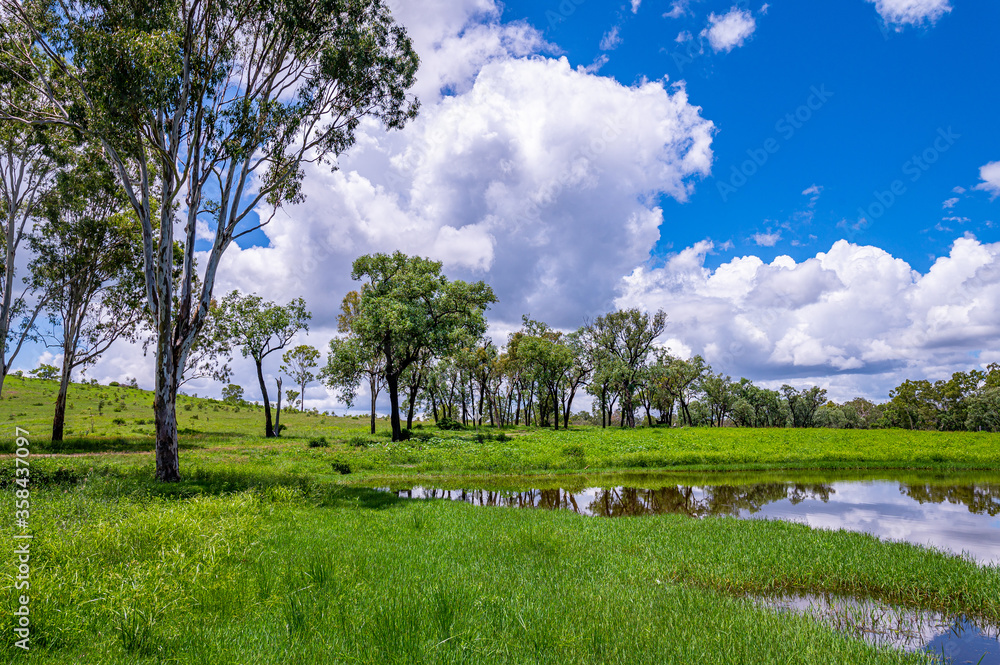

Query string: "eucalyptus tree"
[[781, 385, 828, 428], [221, 383, 244, 405], [1, 0, 418, 480], [669, 355, 709, 426], [504, 326, 536, 426], [493, 349, 521, 427], [512, 318, 574, 429], [0, 31, 61, 396], [590, 308, 666, 428], [558, 327, 593, 429], [348, 252, 496, 441], [215, 291, 310, 437], [966, 387, 1000, 432], [700, 372, 737, 427], [731, 379, 786, 428], [323, 288, 386, 434], [421, 355, 464, 425], [400, 348, 431, 430], [281, 344, 320, 411], [646, 350, 679, 426], [29, 144, 145, 441], [323, 336, 386, 435]]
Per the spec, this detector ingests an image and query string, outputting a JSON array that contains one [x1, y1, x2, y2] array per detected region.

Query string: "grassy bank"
[[6, 469, 995, 663]]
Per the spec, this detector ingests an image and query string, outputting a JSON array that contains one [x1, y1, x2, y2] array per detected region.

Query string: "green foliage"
[[216, 291, 310, 437], [347, 251, 497, 440], [216, 292, 311, 364], [4, 0, 420, 477], [281, 344, 321, 410], [782, 385, 829, 428], [436, 416, 463, 431], [222, 383, 245, 405], [29, 363, 60, 380], [589, 308, 666, 428], [966, 387, 1000, 432]]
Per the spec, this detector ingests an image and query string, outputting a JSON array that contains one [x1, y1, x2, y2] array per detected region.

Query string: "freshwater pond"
[[378, 473, 1000, 663], [379, 474, 1000, 564]]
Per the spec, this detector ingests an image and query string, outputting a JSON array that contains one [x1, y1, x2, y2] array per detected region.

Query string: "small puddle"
[[374, 475, 1000, 564], [756, 593, 1000, 664]]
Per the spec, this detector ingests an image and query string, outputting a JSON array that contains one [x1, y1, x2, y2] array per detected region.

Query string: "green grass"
[[3, 376, 1000, 663], [5, 469, 989, 664], [0, 375, 374, 446]]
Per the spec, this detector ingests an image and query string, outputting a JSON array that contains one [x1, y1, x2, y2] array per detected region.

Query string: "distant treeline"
[[320, 258, 1000, 434]]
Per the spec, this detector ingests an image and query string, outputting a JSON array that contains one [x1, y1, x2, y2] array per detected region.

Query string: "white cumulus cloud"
[[868, 0, 952, 30], [975, 160, 1000, 199], [616, 236, 1000, 401], [701, 8, 757, 53]]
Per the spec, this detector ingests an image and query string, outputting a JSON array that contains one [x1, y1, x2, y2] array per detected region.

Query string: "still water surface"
[[759, 593, 999, 664], [379, 475, 1000, 563]]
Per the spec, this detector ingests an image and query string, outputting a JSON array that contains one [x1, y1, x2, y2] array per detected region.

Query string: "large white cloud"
[[213, 22, 715, 332], [867, 0, 952, 29], [616, 236, 1000, 401]]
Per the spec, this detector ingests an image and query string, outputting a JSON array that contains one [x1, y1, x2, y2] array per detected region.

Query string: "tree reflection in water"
[[585, 484, 834, 518], [390, 483, 837, 518], [391, 482, 1000, 518], [899, 482, 1000, 516]]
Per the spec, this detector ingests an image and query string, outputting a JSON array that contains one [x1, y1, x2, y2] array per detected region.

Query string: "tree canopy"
[[346, 251, 496, 440], [215, 291, 310, 437]]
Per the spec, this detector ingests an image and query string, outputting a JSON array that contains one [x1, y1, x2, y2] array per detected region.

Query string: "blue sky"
[[501, 0, 999, 271], [24, 0, 1000, 407]]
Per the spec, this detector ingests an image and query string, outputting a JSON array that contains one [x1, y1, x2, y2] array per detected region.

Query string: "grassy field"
[[3, 376, 1000, 479], [3, 376, 1000, 663], [4, 468, 996, 664]]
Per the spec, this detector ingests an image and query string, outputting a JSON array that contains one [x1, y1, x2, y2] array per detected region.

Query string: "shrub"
[[308, 437, 329, 448], [347, 435, 371, 448], [436, 417, 463, 431], [112, 417, 126, 425], [331, 459, 352, 475]]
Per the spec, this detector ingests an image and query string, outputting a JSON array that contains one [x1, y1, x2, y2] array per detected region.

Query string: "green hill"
[[0, 375, 374, 454]]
